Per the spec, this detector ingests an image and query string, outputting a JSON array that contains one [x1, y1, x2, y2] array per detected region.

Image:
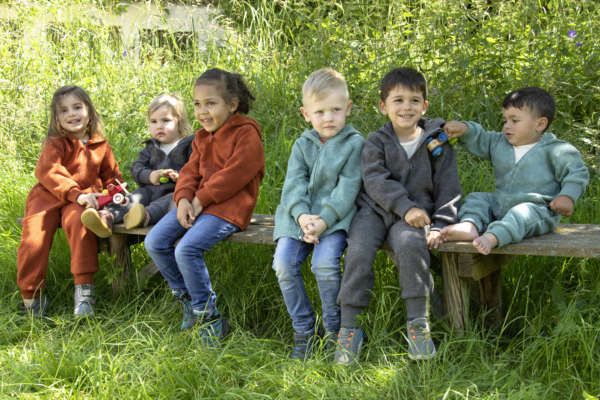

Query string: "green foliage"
[[1, 0, 599, 398]]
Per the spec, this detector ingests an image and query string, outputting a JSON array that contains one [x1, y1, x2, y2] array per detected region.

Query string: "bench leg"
[[442, 253, 469, 332], [478, 269, 503, 329], [108, 233, 132, 296]]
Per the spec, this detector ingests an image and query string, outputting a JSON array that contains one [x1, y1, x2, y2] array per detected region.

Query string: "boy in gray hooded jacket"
[[335, 68, 462, 363]]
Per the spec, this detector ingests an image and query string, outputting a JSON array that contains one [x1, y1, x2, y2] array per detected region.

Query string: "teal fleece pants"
[[459, 192, 560, 248]]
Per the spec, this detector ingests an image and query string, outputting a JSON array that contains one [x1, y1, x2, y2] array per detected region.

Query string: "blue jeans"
[[272, 231, 347, 335], [144, 209, 240, 313]]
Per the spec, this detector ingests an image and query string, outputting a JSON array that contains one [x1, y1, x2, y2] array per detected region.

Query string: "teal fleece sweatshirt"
[[461, 121, 589, 216], [273, 124, 364, 241]]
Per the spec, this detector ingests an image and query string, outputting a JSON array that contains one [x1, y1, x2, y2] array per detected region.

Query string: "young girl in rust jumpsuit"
[[17, 86, 122, 317]]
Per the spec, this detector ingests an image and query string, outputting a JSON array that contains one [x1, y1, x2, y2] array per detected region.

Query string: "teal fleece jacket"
[[273, 124, 365, 241], [461, 121, 589, 216]]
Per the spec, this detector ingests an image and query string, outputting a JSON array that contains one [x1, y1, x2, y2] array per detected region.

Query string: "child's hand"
[[443, 121, 468, 140], [177, 198, 195, 228], [549, 195, 574, 217], [149, 170, 163, 185], [298, 214, 318, 233], [191, 196, 204, 218], [77, 193, 102, 209], [303, 217, 327, 243], [426, 230, 443, 250], [404, 207, 431, 228], [164, 169, 179, 182]]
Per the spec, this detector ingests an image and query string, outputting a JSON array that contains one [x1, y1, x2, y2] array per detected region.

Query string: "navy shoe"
[[192, 309, 228, 347], [171, 289, 194, 330]]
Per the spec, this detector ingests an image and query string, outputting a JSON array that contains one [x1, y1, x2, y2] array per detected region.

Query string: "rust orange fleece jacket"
[[32, 133, 122, 203], [174, 113, 265, 230]]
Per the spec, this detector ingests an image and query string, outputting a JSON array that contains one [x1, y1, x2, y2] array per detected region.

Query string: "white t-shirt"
[[160, 138, 181, 155], [399, 128, 423, 159], [513, 142, 537, 164]]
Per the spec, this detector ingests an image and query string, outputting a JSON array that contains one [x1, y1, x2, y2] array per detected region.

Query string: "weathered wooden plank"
[[437, 224, 600, 258]]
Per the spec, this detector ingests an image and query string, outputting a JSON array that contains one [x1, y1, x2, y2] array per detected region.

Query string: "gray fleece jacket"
[[358, 118, 462, 231]]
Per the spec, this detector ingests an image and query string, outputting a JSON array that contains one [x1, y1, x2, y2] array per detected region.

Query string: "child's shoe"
[[19, 295, 49, 317], [406, 317, 436, 360], [74, 284, 95, 317], [192, 309, 229, 347], [81, 208, 114, 238], [171, 289, 194, 330], [123, 204, 147, 229], [334, 327, 365, 365], [291, 332, 316, 360], [323, 330, 338, 354]]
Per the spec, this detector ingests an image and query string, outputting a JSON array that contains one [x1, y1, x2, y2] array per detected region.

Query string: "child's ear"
[[228, 97, 240, 113], [422, 100, 429, 114], [345, 100, 353, 116], [378, 100, 387, 115], [300, 106, 311, 122], [536, 116, 549, 133]]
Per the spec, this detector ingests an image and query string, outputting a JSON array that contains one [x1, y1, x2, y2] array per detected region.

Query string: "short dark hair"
[[380, 67, 427, 101], [502, 87, 555, 130], [195, 68, 255, 114]]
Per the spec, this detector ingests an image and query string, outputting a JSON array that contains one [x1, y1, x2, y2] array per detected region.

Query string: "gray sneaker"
[[74, 284, 95, 317], [406, 318, 436, 360], [20, 295, 49, 317], [334, 327, 364, 365]]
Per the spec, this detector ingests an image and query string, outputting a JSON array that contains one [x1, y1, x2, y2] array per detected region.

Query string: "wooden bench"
[[18, 215, 600, 331]]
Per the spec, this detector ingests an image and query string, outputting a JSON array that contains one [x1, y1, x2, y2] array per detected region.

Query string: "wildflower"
[[122, 50, 128, 57], [567, 30, 576, 38], [576, 42, 583, 47]]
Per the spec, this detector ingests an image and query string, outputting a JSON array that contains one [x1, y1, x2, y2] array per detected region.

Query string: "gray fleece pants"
[[337, 206, 433, 327]]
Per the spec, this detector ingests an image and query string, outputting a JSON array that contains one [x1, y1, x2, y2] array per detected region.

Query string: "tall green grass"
[[1, 0, 599, 398]]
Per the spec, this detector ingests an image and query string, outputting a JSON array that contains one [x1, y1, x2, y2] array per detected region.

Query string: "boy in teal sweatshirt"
[[441, 87, 589, 254], [272, 68, 364, 360]]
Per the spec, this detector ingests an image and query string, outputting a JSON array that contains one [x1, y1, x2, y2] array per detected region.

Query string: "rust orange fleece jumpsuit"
[[17, 133, 122, 299]]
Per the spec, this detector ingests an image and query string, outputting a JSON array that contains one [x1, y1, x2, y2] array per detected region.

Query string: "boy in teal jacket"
[[272, 68, 364, 359], [442, 87, 589, 254]]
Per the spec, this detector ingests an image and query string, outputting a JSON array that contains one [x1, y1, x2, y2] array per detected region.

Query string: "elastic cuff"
[[73, 273, 94, 286], [485, 225, 510, 249], [340, 305, 363, 328]]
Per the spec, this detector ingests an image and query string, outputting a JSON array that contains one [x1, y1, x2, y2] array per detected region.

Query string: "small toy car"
[[426, 130, 458, 157], [97, 179, 130, 209]]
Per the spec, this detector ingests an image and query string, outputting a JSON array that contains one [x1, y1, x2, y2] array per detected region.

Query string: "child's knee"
[[310, 263, 340, 281]]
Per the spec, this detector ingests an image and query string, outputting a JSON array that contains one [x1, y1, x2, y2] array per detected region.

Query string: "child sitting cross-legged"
[[272, 68, 364, 360], [441, 87, 589, 255], [335, 67, 462, 364], [81, 94, 193, 237]]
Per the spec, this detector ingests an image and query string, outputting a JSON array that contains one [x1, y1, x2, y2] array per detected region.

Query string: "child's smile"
[[379, 85, 428, 141]]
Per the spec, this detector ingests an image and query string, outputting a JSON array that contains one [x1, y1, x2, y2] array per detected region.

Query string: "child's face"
[[56, 94, 90, 138], [502, 106, 546, 146], [379, 85, 428, 138], [149, 105, 180, 145], [193, 84, 238, 133], [300, 89, 352, 140]]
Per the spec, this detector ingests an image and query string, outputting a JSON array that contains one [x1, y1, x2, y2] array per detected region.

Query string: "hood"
[[209, 113, 263, 141], [300, 124, 361, 145]]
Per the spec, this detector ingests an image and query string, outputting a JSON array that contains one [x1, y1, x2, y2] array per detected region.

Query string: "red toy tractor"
[[97, 179, 130, 209]]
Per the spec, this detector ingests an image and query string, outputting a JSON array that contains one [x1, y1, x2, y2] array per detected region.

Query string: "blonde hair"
[[47, 86, 102, 139], [147, 94, 192, 137], [302, 68, 349, 105]]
